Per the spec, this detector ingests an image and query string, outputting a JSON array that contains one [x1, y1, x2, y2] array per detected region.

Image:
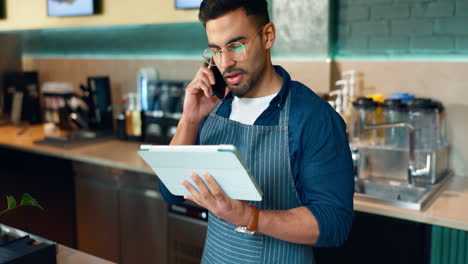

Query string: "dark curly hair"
[[198, 0, 270, 28]]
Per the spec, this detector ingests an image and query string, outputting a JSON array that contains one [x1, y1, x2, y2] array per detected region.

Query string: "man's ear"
[[263, 23, 276, 50]]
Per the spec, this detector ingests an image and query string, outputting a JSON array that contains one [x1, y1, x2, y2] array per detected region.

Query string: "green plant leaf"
[[20, 193, 43, 210], [6, 196, 17, 210]]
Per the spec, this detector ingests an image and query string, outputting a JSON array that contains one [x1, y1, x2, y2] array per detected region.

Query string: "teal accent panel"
[[0, 0, 326, 60], [2, 23, 208, 59], [335, 0, 468, 60], [431, 225, 468, 264]]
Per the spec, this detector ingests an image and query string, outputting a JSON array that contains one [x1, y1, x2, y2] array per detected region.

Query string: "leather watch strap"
[[246, 205, 259, 233], [234, 204, 259, 235]]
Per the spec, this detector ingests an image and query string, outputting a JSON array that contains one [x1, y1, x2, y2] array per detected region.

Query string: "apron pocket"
[[202, 213, 263, 264]]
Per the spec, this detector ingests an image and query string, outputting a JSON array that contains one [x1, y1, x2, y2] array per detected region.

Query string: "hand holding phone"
[[204, 62, 227, 100], [210, 65, 227, 100], [178, 63, 223, 125]]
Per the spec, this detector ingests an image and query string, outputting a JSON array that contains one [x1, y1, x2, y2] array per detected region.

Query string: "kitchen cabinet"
[[116, 168, 168, 264], [313, 212, 432, 264], [73, 161, 168, 264], [74, 163, 120, 263], [0, 148, 28, 231]]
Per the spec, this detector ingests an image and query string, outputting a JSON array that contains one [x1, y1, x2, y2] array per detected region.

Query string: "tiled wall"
[[21, 57, 330, 101], [335, 0, 468, 58]]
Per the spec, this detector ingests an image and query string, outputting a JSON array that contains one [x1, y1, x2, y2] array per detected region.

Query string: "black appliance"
[[85, 76, 113, 131], [2, 71, 41, 124]]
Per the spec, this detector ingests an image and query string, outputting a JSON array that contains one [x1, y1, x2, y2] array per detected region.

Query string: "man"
[[160, 0, 354, 263]]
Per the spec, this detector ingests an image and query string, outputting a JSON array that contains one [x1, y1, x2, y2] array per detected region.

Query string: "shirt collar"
[[271, 65, 291, 109]]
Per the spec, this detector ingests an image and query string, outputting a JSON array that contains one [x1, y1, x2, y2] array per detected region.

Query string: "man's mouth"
[[224, 72, 244, 85]]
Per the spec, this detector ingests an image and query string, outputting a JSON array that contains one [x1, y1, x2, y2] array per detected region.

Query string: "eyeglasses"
[[202, 25, 265, 67]]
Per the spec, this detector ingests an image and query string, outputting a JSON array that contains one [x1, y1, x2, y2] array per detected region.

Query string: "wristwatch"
[[234, 204, 259, 235]]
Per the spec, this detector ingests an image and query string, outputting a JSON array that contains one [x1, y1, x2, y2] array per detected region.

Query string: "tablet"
[[138, 145, 263, 201]]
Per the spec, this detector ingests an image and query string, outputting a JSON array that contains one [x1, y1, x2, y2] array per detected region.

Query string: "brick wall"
[[335, 0, 468, 57]]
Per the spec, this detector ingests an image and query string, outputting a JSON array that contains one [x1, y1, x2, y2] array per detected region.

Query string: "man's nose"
[[220, 52, 236, 68]]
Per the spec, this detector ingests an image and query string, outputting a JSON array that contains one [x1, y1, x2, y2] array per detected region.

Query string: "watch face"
[[47, 0, 95, 17], [234, 226, 255, 235]]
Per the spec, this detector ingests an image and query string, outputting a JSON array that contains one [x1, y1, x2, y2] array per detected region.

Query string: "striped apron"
[[200, 89, 316, 264]]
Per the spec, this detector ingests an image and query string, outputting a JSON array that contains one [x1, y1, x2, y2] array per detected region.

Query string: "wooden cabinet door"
[[118, 170, 168, 264], [74, 163, 119, 263]]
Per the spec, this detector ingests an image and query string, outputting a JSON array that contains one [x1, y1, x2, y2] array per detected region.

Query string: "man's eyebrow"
[[227, 36, 247, 45], [207, 36, 248, 49]]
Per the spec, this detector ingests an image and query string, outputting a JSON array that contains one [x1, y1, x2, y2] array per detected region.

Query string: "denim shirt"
[[159, 66, 354, 247]]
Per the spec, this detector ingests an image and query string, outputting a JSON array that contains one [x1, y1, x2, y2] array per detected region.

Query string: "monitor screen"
[[176, 0, 202, 9], [0, 0, 5, 19], [47, 0, 95, 17]]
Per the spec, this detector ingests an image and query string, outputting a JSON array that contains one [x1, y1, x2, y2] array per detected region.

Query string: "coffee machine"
[[34, 76, 114, 148], [142, 80, 186, 144]]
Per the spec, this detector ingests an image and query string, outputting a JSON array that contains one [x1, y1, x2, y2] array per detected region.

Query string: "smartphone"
[[204, 62, 227, 100]]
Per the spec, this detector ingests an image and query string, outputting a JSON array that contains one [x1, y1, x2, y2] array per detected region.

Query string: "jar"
[[406, 98, 439, 151], [352, 97, 378, 145], [381, 99, 408, 148]]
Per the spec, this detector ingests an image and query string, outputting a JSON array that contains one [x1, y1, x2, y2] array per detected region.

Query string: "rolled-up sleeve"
[[298, 102, 354, 247]]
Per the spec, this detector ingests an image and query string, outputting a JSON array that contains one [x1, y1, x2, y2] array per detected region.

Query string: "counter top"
[[58, 245, 114, 264], [1, 125, 467, 232], [0, 125, 152, 174]]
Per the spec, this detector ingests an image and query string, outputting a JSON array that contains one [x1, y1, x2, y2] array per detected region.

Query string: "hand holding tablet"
[[138, 145, 263, 201]]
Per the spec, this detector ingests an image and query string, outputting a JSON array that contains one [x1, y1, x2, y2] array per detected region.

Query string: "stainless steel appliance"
[[352, 121, 452, 211], [356, 144, 450, 185], [168, 202, 208, 264]]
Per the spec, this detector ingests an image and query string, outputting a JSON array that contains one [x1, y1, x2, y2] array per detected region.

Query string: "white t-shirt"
[[229, 92, 279, 125]]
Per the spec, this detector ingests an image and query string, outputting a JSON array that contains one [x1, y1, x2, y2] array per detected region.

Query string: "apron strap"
[[209, 101, 223, 116]]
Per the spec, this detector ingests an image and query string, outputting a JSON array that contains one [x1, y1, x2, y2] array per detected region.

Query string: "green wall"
[[335, 0, 468, 60]]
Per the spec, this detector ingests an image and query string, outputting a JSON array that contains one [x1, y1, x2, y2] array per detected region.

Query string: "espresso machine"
[[141, 80, 187, 145], [34, 76, 114, 148], [350, 97, 451, 185]]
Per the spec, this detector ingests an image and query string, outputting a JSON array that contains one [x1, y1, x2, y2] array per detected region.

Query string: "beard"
[[224, 66, 263, 98]]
